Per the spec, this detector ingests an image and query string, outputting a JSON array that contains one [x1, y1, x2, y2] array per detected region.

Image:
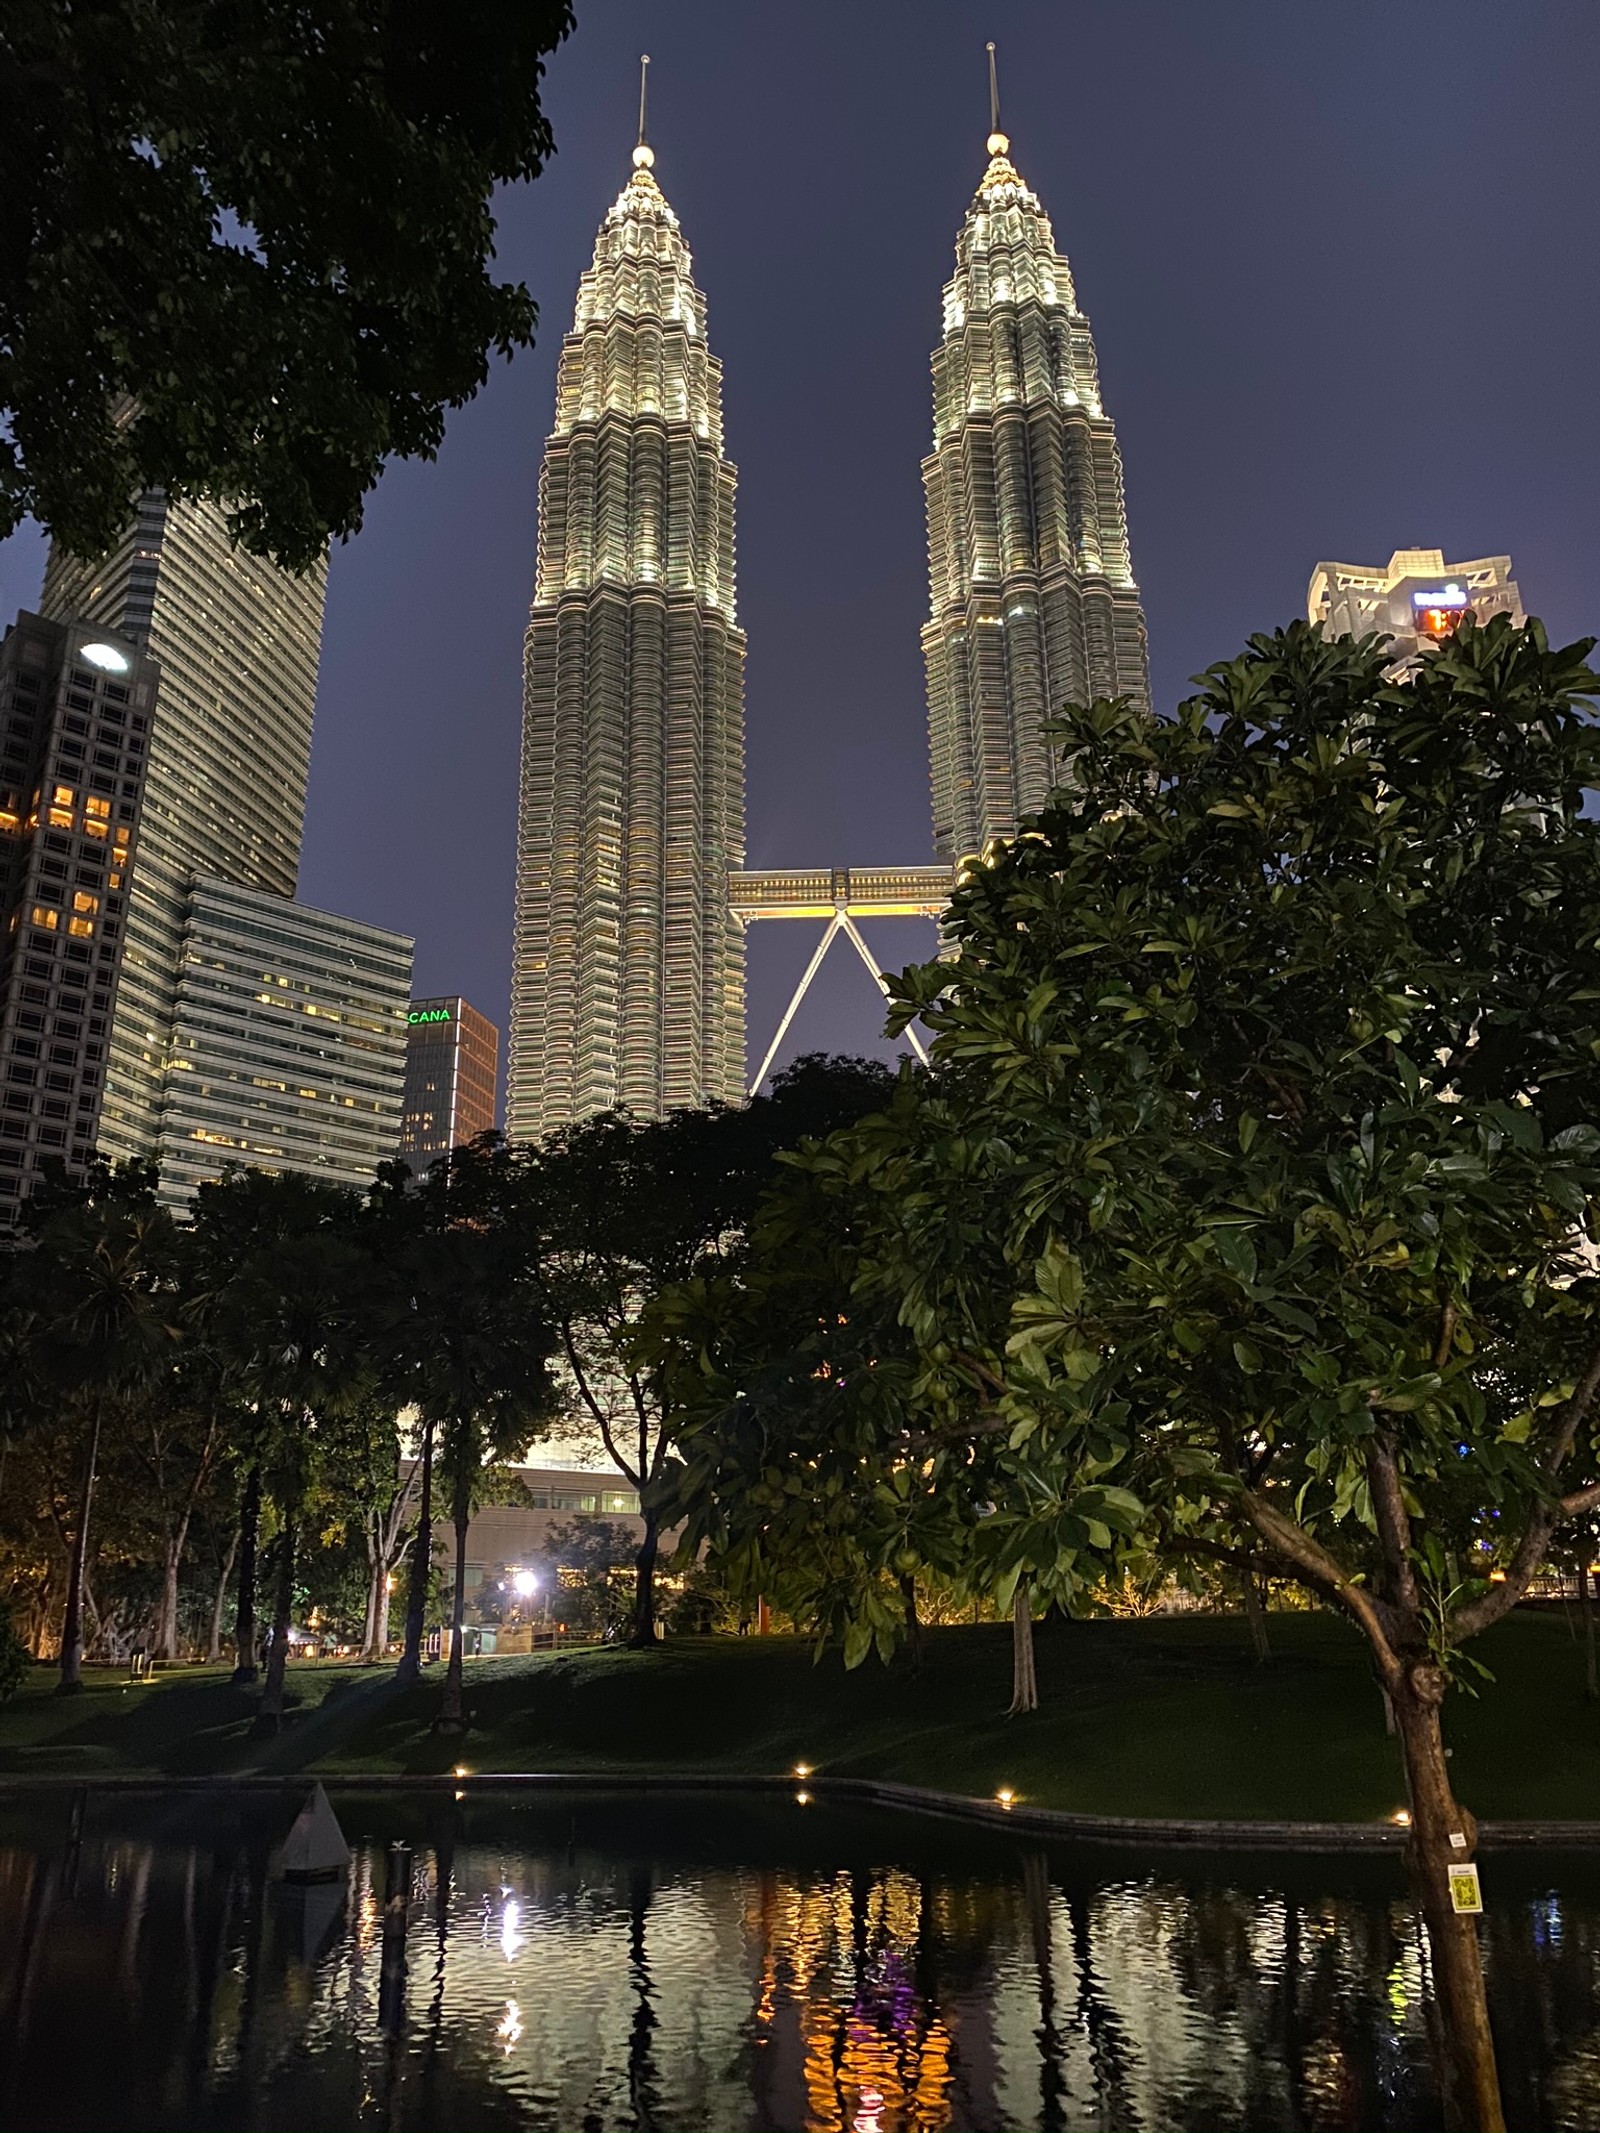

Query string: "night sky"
[[2, 2, 1596, 1107]]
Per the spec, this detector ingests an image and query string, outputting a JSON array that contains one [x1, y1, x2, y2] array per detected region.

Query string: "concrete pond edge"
[[1, 1767, 1596, 1853]]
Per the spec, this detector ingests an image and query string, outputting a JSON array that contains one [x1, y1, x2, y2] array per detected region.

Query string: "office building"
[[39, 492, 326, 1165], [508, 124, 746, 1141], [0, 613, 154, 1213], [399, 994, 499, 1170], [922, 108, 1149, 862], [1308, 548, 1525, 662], [155, 877, 411, 1204]]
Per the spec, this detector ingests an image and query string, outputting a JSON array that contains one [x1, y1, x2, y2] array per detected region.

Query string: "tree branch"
[[1366, 1432, 1420, 1614], [1238, 1489, 1405, 1686], [1451, 1341, 1600, 1639]]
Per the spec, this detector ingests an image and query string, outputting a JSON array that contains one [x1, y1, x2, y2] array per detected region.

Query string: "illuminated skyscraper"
[[922, 69, 1149, 861], [1309, 547, 1525, 665], [508, 104, 746, 1141], [39, 493, 325, 1163]]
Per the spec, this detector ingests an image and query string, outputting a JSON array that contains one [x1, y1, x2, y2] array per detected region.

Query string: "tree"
[[868, 617, 1600, 2132], [2, 0, 574, 568], [530, 1057, 897, 1650], [646, 1085, 1144, 1708], [412, 1224, 557, 1731], [200, 1172, 376, 1729], [25, 1162, 181, 1691]]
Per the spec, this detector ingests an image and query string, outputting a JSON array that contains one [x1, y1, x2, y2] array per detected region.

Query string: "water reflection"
[[2, 1792, 1599, 2131]]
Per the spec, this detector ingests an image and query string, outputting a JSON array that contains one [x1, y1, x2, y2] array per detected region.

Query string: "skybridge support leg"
[[747, 910, 933, 1098], [748, 915, 845, 1097], [838, 913, 931, 1068]]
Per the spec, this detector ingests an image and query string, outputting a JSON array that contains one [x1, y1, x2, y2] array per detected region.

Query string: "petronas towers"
[[508, 135, 746, 1140], [509, 79, 1148, 1139], [923, 125, 1149, 861]]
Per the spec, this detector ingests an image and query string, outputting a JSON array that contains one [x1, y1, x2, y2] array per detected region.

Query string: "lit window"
[[108, 869, 123, 889], [72, 891, 99, 915], [30, 906, 58, 930], [48, 806, 73, 830], [67, 916, 94, 938], [53, 784, 74, 806]]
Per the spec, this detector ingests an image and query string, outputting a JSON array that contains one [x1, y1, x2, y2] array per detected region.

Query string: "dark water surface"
[[3, 1788, 1600, 2132]]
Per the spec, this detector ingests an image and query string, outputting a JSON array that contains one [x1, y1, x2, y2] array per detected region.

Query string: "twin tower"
[[507, 86, 1150, 1141]]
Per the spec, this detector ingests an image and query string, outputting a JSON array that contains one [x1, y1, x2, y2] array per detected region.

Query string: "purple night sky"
[[2, 2, 1596, 1108]]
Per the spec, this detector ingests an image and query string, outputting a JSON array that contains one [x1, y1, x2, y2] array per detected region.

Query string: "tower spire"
[[985, 41, 1008, 155], [633, 53, 654, 169]]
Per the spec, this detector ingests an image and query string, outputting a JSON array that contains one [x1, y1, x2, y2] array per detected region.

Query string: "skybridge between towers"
[[727, 864, 957, 1095]]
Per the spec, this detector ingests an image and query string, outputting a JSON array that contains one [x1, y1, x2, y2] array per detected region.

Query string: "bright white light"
[[79, 641, 130, 674], [513, 1571, 538, 1599], [500, 1897, 524, 1963]]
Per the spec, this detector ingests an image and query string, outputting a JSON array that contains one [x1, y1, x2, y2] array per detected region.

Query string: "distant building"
[[922, 113, 1149, 862], [39, 493, 326, 1168], [399, 995, 499, 1171], [0, 612, 155, 1214], [1308, 548, 1525, 663], [455, 1466, 646, 1610], [154, 877, 412, 1205]]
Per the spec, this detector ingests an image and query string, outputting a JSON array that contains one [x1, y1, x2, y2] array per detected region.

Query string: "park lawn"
[[2, 1612, 1598, 1822]]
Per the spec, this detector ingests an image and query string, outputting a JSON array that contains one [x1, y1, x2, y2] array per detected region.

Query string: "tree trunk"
[[253, 1517, 298, 1735], [1581, 1561, 1598, 1703], [231, 1465, 261, 1685], [396, 1417, 434, 1687], [361, 1525, 383, 1663], [627, 1516, 661, 1649], [56, 1399, 104, 1695], [899, 1572, 924, 1674], [1009, 1581, 1039, 1715], [376, 1559, 394, 1654], [1241, 1566, 1272, 1664], [1391, 1660, 1505, 2133], [437, 1499, 470, 1734], [207, 1524, 239, 1665]]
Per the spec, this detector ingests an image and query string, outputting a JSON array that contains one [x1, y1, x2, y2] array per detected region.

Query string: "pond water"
[[2, 1787, 1599, 2132]]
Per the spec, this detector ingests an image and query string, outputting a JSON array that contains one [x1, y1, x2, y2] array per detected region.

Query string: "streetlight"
[[513, 1570, 537, 1600]]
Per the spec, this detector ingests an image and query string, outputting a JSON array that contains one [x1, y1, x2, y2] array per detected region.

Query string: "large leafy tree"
[[648, 1082, 1147, 1705], [867, 617, 1600, 2133], [531, 1058, 897, 1649], [1, 0, 574, 567]]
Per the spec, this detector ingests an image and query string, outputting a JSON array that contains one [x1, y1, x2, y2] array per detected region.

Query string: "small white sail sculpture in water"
[[278, 1783, 352, 1884]]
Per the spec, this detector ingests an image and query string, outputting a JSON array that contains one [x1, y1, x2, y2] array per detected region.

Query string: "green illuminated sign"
[[408, 1007, 453, 1025]]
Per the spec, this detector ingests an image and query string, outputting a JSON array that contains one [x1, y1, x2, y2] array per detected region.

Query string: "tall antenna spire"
[[632, 54, 654, 169], [985, 41, 1008, 156]]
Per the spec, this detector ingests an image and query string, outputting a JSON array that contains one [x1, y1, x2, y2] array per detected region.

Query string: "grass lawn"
[[2, 1611, 1598, 1821]]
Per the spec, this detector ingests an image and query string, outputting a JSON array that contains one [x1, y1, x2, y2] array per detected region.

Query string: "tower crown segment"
[[919, 63, 1150, 863]]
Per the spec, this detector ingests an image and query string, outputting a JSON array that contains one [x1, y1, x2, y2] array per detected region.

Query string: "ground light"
[[793, 1762, 812, 1778], [995, 1788, 1015, 1809], [1391, 1809, 1412, 1827], [453, 1765, 469, 1778]]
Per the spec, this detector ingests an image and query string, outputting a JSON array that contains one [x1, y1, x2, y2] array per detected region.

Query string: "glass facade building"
[[39, 493, 325, 1164], [922, 127, 1149, 861], [0, 613, 155, 1214], [155, 876, 411, 1205], [399, 994, 499, 1169], [508, 141, 746, 1141]]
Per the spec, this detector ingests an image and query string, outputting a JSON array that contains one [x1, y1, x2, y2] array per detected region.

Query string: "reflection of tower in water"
[[743, 1868, 957, 2132]]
